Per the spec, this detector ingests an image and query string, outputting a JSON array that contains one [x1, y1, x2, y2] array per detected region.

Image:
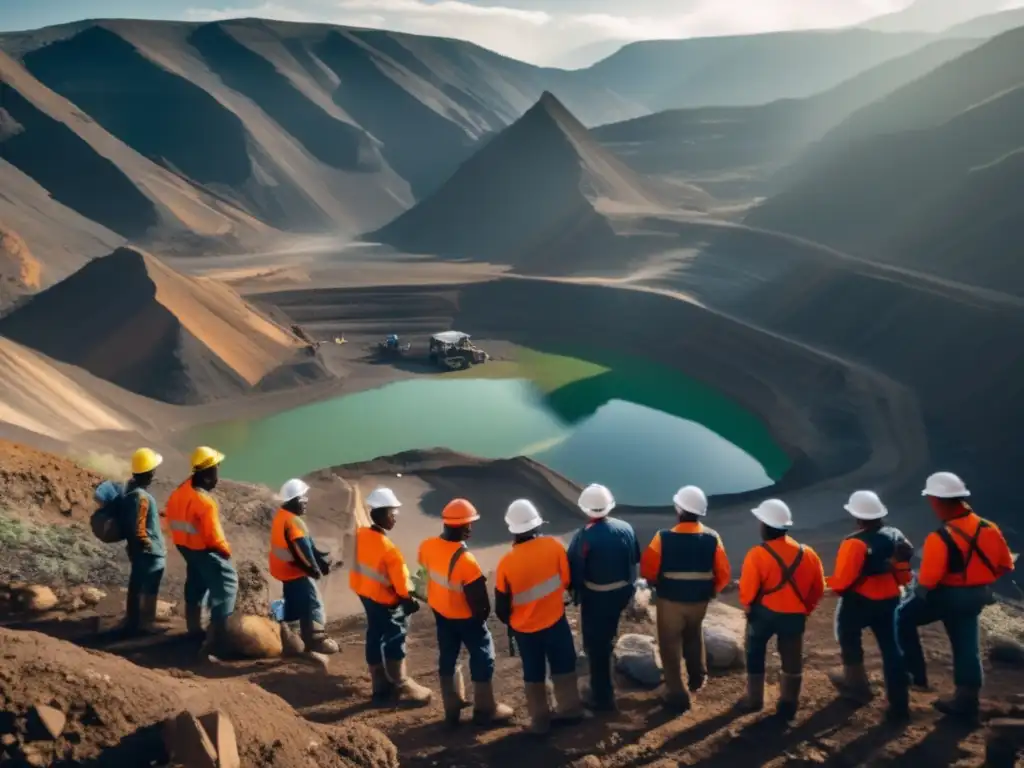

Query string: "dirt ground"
[[6, 590, 1024, 768], [4, 439, 1024, 766]]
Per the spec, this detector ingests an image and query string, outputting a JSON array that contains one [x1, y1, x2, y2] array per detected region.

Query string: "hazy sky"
[[1, 0, 923, 64]]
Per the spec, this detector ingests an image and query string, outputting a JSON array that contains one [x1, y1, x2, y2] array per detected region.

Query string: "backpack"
[[90, 480, 127, 543]]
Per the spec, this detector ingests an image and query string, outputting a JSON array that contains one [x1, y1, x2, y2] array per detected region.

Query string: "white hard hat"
[[506, 498, 544, 534], [751, 499, 793, 529], [278, 478, 310, 503], [578, 484, 615, 518], [922, 471, 970, 499], [844, 490, 887, 520], [366, 487, 402, 510], [673, 485, 708, 516]]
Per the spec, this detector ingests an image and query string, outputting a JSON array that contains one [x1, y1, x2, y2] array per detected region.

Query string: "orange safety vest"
[[269, 508, 310, 582], [496, 536, 569, 633], [164, 480, 230, 555], [740, 537, 824, 616], [349, 526, 409, 607], [922, 512, 1014, 588], [418, 537, 483, 620]]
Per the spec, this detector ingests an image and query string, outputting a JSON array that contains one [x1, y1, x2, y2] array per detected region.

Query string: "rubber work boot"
[[199, 618, 229, 658], [473, 680, 515, 726], [933, 686, 980, 722], [525, 682, 552, 735], [439, 669, 471, 726], [738, 674, 765, 713], [185, 603, 205, 640], [776, 672, 803, 722], [369, 664, 394, 704], [828, 663, 874, 704], [385, 659, 432, 707], [119, 588, 142, 636], [551, 673, 588, 724], [280, 622, 305, 657], [300, 618, 340, 655]]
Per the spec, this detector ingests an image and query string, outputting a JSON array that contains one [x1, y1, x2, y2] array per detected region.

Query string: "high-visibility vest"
[[164, 481, 228, 554], [657, 527, 719, 603], [931, 513, 1011, 587], [349, 526, 409, 607], [418, 537, 483, 619], [745, 537, 823, 615], [269, 508, 309, 582], [496, 536, 569, 633]]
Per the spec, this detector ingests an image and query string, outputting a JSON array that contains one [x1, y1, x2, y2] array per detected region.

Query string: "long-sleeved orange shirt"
[[828, 533, 912, 600], [918, 512, 1014, 589], [164, 481, 231, 559], [739, 536, 825, 615], [640, 522, 731, 595]]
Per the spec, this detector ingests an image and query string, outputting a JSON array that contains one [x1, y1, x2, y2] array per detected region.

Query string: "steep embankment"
[[0, 247, 328, 404], [0, 48, 268, 250], [0, 225, 41, 309], [1, 17, 645, 240], [368, 92, 676, 272], [582, 28, 941, 112], [748, 26, 1024, 294], [593, 37, 981, 201]]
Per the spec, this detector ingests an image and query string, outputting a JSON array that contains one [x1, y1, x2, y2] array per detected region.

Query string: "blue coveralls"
[[568, 516, 640, 707], [180, 549, 238, 622], [122, 482, 166, 598], [281, 531, 327, 626], [832, 527, 910, 706]]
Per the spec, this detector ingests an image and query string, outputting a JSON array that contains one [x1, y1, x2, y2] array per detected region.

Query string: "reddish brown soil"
[[7, 594, 1024, 768], [4, 439, 1024, 767]]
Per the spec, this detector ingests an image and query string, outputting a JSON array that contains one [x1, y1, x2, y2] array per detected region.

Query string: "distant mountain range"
[[1, 12, 1023, 307]]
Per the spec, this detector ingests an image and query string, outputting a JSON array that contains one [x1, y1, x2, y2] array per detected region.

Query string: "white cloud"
[[183, 0, 912, 65]]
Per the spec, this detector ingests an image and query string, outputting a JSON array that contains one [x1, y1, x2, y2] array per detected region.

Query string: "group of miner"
[[112, 446, 1014, 734]]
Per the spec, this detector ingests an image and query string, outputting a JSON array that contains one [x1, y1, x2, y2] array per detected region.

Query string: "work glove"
[[401, 597, 420, 617], [314, 549, 332, 575]]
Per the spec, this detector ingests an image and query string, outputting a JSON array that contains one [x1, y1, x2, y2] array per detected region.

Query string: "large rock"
[[13, 585, 58, 613], [614, 633, 662, 688], [704, 601, 745, 670], [219, 615, 283, 659]]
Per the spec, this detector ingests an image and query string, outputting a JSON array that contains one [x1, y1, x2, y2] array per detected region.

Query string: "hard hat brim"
[[674, 503, 707, 516], [508, 518, 544, 535], [193, 451, 225, 472], [843, 503, 888, 520], [751, 507, 791, 528], [579, 501, 614, 517], [445, 511, 481, 526], [921, 488, 970, 498]]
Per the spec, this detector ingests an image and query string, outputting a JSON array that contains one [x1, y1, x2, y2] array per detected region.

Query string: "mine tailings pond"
[[190, 348, 791, 507]]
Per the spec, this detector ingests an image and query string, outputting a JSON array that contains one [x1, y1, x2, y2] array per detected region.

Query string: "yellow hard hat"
[[131, 448, 163, 475], [190, 446, 225, 472]]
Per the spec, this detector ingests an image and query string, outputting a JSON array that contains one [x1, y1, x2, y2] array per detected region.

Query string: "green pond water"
[[189, 348, 790, 507]]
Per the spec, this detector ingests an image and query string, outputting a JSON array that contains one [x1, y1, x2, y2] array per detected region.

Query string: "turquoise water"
[[190, 353, 789, 506]]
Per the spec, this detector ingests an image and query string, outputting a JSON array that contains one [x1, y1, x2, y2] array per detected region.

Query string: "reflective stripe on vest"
[[662, 570, 715, 580], [353, 559, 390, 585], [170, 521, 198, 535], [427, 569, 465, 593], [512, 573, 562, 605], [272, 546, 295, 563], [584, 579, 629, 592]]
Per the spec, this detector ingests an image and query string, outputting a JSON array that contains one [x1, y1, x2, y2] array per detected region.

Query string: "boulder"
[[80, 587, 106, 606], [14, 586, 57, 613], [27, 704, 66, 740], [219, 615, 283, 659], [989, 635, 1024, 666], [198, 710, 240, 768], [164, 711, 217, 768], [614, 633, 662, 688], [704, 602, 745, 670]]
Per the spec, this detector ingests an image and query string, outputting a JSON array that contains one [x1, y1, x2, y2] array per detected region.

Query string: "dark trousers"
[[745, 604, 805, 675], [835, 593, 907, 703], [515, 614, 577, 684], [895, 586, 988, 688], [282, 577, 326, 626], [434, 611, 497, 682], [178, 547, 238, 621], [128, 552, 165, 596], [361, 596, 408, 665], [580, 588, 631, 705]]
